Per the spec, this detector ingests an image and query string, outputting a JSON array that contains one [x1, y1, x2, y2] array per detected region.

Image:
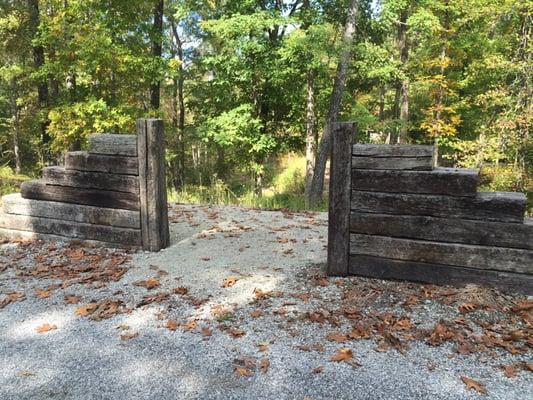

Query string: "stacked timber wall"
[[0, 119, 169, 251], [328, 123, 533, 294]]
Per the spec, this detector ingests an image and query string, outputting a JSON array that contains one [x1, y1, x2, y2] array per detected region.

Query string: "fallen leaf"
[[201, 327, 212, 337], [133, 277, 160, 290], [458, 303, 477, 314], [257, 342, 270, 352], [313, 366, 324, 374], [36, 323, 57, 333], [0, 292, 25, 309], [234, 367, 253, 377], [461, 376, 487, 395], [222, 277, 238, 288], [500, 364, 517, 378], [64, 295, 81, 304], [120, 332, 139, 341], [330, 348, 353, 362], [116, 324, 130, 331], [326, 332, 348, 343], [260, 358, 270, 373], [229, 328, 246, 338], [18, 370, 36, 377], [183, 320, 197, 331], [250, 310, 264, 318], [172, 287, 188, 295], [166, 319, 179, 331], [35, 289, 52, 299]]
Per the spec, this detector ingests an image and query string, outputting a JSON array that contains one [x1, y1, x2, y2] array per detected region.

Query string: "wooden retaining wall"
[[0, 118, 169, 251], [327, 123, 533, 294]]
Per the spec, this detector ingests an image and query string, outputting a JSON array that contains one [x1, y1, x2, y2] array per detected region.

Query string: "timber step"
[[349, 255, 533, 295], [0, 212, 141, 246], [351, 191, 527, 223], [21, 180, 140, 211], [2, 193, 140, 228], [350, 213, 533, 250], [352, 144, 434, 171], [350, 234, 533, 274], [351, 168, 478, 197], [42, 166, 139, 194], [88, 133, 137, 157], [65, 151, 138, 175]]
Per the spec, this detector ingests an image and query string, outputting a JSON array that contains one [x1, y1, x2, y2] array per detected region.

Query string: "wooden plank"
[[21, 180, 139, 211], [0, 227, 139, 250], [352, 144, 434, 158], [349, 255, 533, 295], [88, 134, 137, 156], [327, 122, 354, 276], [42, 166, 139, 194], [2, 193, 140, 228], [351, 213, 533, 250], [0, 213, 141, 246], [351, 168, 478, 197], [351, 191, 526, 223], [352, 156, 433, 170], [65, 151, 138, 175], [137, 119, 170, 251], [350, 234, 533, 274]]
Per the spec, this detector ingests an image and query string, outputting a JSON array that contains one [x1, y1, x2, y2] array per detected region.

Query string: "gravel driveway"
[[0, 204, 531, 400]]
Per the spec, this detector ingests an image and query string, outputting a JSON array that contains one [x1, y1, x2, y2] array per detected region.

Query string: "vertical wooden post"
[[327, 122, 355, 276], [137, 118, 170, 251]]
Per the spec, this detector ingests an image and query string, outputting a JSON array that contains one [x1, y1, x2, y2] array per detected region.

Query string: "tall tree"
[[151, 0, 164, 110]]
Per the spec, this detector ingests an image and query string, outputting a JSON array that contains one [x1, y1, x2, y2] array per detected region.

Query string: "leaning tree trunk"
[[304, 69, 317, 205], [150, 0, 164, 110], [308, 0, 359, 207], [397, 9, 410, 144]]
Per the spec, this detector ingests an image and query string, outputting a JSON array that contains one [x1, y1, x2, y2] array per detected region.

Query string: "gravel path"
[[0, 204, 531, 400]]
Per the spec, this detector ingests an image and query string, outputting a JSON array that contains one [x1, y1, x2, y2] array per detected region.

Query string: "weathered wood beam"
[[88, 134, 137, 157], [0, 213, 141, 246], [137, 119, 170, 251], [349, 255, 533, 295], [352, 156, 433, 170], [21, 181, 139, 211], [352, 144, 434, 158], [43, 166, 139, 194], [327, 122, 355, 276], [350, 213, 533, 250], [352, 191, 526, 223], [351, 168, 478, 197], [350, 234, 533, 274], [65, 151, 138, 175], [2, 193, 140, 228]]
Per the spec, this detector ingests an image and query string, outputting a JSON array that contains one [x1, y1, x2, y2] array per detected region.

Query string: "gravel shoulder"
[[0, 204, 531, 400]]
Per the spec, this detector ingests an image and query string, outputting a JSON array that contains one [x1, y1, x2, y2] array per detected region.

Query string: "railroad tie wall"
[[0, 118, 169, 251], [327, 122, 533, 294]]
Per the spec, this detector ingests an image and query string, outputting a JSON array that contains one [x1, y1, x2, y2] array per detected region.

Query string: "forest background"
[[0, 0, 531, 212]]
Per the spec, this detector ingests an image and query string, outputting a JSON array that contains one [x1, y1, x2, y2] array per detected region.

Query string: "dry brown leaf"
[[133, 277, 160, 290], [183, 320, 197, 331], [222, 277, 238, 288], [260, 358, 270, 373], [330, 348, 353, 362], [257, 342, 270, 352], [120, 332, 139, 341], [293, 293, 312, 302], [166, 319, 179, 331], [172, 287, 189, 295], [75, 303, 98, 316], [64, 295, 81, 304], [229, 328, 246, 338], [18, 370, 36, 377], [234, 367, 253, 377], [35, 289, 52, 299], [250, 310, 264, 318], [201, 327, 212, 337], [458, 303, 477, 314], [461, 376, 486, 395], [36, 323, 57, 333], [326, 332, 348, 343]]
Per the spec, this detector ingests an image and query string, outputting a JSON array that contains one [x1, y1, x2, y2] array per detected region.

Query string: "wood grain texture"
[[350, 213, 533, 250], [42, 166, 139, 194], [352, 144, 434, 157], [0, 212, 141, 245], [137, 119, 170, 251], [65, 151, 138, 175], [21, 180, 139, 211], [351, 156, 433, 170], [2, 193, 140, 228], [351, 168, 478, 197], [88, 134, 137, 156], [350, 234, 533, 274], [327, 122, 355, 276], [349, 255, 533, 295], [351, 191, 526, 223]]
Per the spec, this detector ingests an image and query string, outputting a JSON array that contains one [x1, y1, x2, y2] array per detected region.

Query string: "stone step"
[[350, 213, 533, 250], [2, 193, 140, 228], [351, 191, 526, 223], [88, 133, 137, 157], [350, 234, 533, 274], [0, 212, 141, 246], [43, 166, 139, 194], [352, 167, 478, 197], [65, 151, 138, 175], [21, 180, 139, 211]]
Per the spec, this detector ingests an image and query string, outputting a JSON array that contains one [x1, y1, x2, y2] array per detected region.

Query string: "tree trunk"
[[379, 84, 386, 121], [28, 0, 50, 158], [150, 0, 164, 110], [397, 10, 410, 143], [9, 79, 21, 174], [308, 0, 359, 207], [434, 4, 449, 168], [304, 69, 317, 205]]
